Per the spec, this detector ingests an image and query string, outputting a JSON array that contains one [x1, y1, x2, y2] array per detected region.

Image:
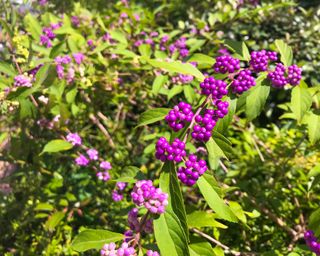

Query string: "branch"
[[89, 114, 115, 149], [191, 228, 241, 255]]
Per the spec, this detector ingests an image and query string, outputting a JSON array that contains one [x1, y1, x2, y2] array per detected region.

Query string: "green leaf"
[[290, 86, 312, 123], [19, 98, 36, 119], [34, 203, 54, 211], [114, 166, 143, 183], [112, 49, 137, 58], [184, 85, 195, 103], [50, 41, 66, 58], [136, 108, 170, 127], [154, 161, 190, 256], [188, 54, 215, 69], [138, 44, 152, 58], [168, 85, 184, 101], [45, 211, 65, 232], [147, 59, 204, 81], [197, 175, 238, 222], [189, 238, 215, 256], [309, 208, 320, 236], [187, 211, 227, 229], [0, 19, 13, 38], [275, 39, 293, 67], [66, 87, 78, 104], [246, 84, 270, 121], [305, 112, 320, 144], [109, 30, 128, 45], [0, 62, 17, 77], [229, 201, 247, 224], [71, 229, 124, 252], [24, 13, 42, 40], [206, 134, 232, 169], [224, 40, 250, 61], [41, 139, 73, 155], [308, 164, 320, 179], [187, 39, 206, 53], [152, 75, 168, 95], [154, 211, 190, 256]]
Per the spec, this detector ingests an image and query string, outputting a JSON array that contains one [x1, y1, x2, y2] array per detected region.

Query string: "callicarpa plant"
[[1, 0, 320, 255]]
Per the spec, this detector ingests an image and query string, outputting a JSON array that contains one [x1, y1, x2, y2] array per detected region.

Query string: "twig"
[[245, 195, 297, 237], [89, 114, 115, 149], [191, 228, 241, 255], [183, 96, 210, 143]]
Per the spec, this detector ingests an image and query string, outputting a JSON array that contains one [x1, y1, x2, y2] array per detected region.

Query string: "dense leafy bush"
[[0, 0, 320, 255]]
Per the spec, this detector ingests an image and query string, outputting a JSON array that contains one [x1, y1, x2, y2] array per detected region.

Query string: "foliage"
[[0, 0, 319, 255]]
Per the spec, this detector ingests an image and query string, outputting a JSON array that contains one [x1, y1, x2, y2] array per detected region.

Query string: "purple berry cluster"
[[66, 132, 113, 181], [178, 154, 208, 186], [171, 73, 194, 84], [131, 180, 168, 214], [165, 102, 194, 132], [268, 63, 302, 88], [231, 70, 256, 94], [169, 37, 189, 58], [191, 110, 217, 142], [14, 74, 33, 88], [28, 64, 44, 77], [155, 137, 186, 162], [127, 208, 153, 234], [100, 242, 136, 256], [55, 53, 85, 84], [249, 50, 278, 72], [213, 55, 240, 74], [39, 22, 62, 48], [66, 132, 82, 146], [200, 77, 228, 99], [146, 251, 160, 256], [267, 63, 288, 88], [171, 62, 197, 84], [287, 64, 302, 86], [112, 182, 127, 202], [191, 101, 229, 142], [304, 230, 320, 254]]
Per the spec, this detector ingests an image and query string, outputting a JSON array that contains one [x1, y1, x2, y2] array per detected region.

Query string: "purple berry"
[[287, 64, 302, 86], [87, 148, 99, 160], [131, 180, 168, 214], [231, 69, 256, 94], [112, 190, 123, 202], [178, 154, 208, 186], [250, 50, 277, 72], [100, 161, 112, 170], [155, 137, 186, 163], [97, 171, 110, 181], [213, 55, 240, 74], [267, 63, 288, 88], [75, 154, 89, 166], [165, 102, 194, 132], [191, 101, 228, 142], [200, 77, 228, 99], [146, 250, 160, 256], [66, 132, 82, 146], [14, 74, 33, 88]]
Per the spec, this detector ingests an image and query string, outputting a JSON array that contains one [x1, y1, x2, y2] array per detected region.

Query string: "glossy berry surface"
[[213, 55, 240, 74], [178, 154, 208, 186], [165, 102, 194, 132], [155, 137, 186, 162], [231, 69, 256, 94], [131, 180, 168, 214], [287, 64, 302, 86], [200, 77, 228, 100], [268, 63, 288, 88]]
